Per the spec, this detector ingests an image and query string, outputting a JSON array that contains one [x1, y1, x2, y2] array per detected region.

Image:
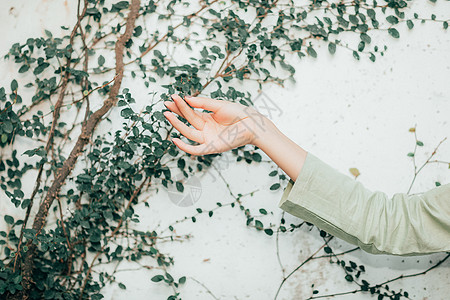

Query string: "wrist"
[[248, 114, 279, 151], [248, 115, 307, 181]]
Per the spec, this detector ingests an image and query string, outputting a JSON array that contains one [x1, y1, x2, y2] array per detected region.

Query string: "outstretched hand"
[[163, 95, 267, 155]]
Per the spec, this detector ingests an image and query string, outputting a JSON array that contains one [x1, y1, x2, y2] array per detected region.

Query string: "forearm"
[[251, 117, 307, 181], [278, 151, 450, 255]]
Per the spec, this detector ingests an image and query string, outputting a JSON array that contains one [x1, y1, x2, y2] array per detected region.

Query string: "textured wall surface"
[[1, 1, 449, 299]]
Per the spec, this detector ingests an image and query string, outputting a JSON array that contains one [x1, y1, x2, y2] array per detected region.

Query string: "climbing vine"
[[0, 0, 449, 299]]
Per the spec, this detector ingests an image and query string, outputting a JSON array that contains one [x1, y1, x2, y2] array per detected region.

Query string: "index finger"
[[184, 95, 226, 113], [171, 94, 205, 130]]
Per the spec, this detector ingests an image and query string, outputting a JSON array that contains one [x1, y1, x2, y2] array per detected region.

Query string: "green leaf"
[[328, 42, 336, 54], [118, 283, 126, 289], [388, 28, 400, 38], [166, 272, 174, 283], [290, 40, 302, 51], [86, 7, 99, 15], [21, 199, 31, 209], [33, 63, 50, 75], [323, 17, 332, 26], [386, 16, 399, 25], [11, 80, 18, 91], [134, 26, 143, 37], [358, 41, 365, 52], [407, 152, 415, 157], [77, 174, 92, 182], [118, 161, 131, 169], [349, 15, 358, 25], [177, 158, 186, 169], [111, 1, 129, 11], [407, 20, 414, 29], [269, 170, 278, 177], [89, 229, 102, 243], [252, 152, 262, 162], [307, 46, 317, 58], [416, 141, 424, 146], [255, 220, 263, 230], [98, 55, 105, 66], [270, 183, 280, 190], [19, 65, 30, 73], [103, 210, 113, 220], [179, 276, 186, 284], [4, 215, 14, 224], [11, 274, 22, 285], [120, 108, 134, 118], [200, 47, 208, 58], [44, 29, 53, 38], [151, 275, 164, 282], [352, 51, 360, 60], [153, 111, 166, 121], [176, 181, 184, 192], [259, 208, 267, 215], [3, 120, 13, 134], [264, 228, 273, 236], [444, 21, 449, 30], [360, 33, 371, 44]]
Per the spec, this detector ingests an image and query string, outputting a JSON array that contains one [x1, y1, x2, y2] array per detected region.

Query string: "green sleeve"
[[278, 152, 450, 256]]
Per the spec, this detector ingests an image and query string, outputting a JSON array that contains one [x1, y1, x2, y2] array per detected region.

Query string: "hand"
[[163, 94, 269, 155]]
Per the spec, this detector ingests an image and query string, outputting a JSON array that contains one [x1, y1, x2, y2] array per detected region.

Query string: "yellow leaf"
[[349, 168, 360, 178], [409, 127, 416, 132]]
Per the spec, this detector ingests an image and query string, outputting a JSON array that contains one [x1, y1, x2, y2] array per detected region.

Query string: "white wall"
[[1, 1, 449, 299]]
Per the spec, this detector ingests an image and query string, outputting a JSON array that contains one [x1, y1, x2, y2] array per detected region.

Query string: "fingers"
[[171, 94, 205, 130], [164, 100, 203, 119], [163, 101, 185, 118], [184, 95, 225, 113], [163, 111, 204, 143], [172, 138, 211, 156]]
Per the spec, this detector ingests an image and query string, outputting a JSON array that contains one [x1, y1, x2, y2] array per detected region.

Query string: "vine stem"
[[78, 177, 147, 299], [307, 253, 450, 299], [188, 276, 220, 300], [407, 136, 447, 194], [276, 212, 286, 277], [12, 0, 141, 298], [274, 238, 331, 299], [11, 0, 88, 275]]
